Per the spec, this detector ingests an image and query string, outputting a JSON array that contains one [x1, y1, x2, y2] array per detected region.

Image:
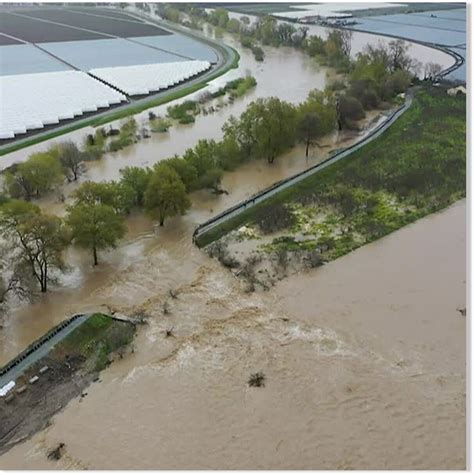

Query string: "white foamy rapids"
[[271, 321, 355, 356]]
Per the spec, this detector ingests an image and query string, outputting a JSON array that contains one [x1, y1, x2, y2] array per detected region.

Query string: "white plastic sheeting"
[[0, 71, 126, 139], [90, 60, 211, 96], [273, 3, 405, 19]]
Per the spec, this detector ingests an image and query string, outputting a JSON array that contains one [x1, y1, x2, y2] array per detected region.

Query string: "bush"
[[339, 95, 365, 126], [178, 114, 195, 125], [167, 100, 198, 121], [150, 117, 171, 133], [252, 45, 265, 62], [254, 203, 296, 234]]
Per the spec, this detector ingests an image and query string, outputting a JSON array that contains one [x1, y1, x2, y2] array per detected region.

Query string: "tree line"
[[0, 32, 418, 303]]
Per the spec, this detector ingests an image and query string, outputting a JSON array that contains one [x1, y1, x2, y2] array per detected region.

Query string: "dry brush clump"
[[248, 372, 266, 387]]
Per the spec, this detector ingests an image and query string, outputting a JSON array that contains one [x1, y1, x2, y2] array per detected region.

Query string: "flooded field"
[[0, 14, 465, 469], [0, 29, 347, 363], [0, 199, 465, 469]]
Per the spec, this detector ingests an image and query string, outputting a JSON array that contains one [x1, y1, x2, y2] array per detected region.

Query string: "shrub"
[[254, 203, 296, 234]]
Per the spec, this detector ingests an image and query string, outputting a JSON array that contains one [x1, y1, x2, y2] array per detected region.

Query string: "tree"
[[227, 18, 241, 33], [0, 200, 68, 292], [160, 156, 198, 192], [303, 90, 337, 136], [239, 98, 296, 164], [5, 152, 63, 200], [338, 96, 365, 128], [303, 35, 325, 57], [182, 140, 223, 190], [58, 141, 85, 182], [209, 8, 229, 28], [119, 166, 152, 207], [67, 202, 125, 266], [297, 111, 321, 157], [144, 165, 190, 226], [424, 62, 442, 80], [388, 39, 412, 72], [71, 180, 132, 215]]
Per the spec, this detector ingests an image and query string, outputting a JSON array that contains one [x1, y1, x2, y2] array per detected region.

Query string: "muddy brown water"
[[0, 200, 465, 469], [0, 21, 463, 469], [0, 29, 391, 363]]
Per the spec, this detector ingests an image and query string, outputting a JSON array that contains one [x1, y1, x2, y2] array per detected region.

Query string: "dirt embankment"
[[0, 314, 136, 456]]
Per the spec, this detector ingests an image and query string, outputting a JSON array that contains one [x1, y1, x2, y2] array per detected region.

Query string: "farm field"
[[0, 6, 223, 143]]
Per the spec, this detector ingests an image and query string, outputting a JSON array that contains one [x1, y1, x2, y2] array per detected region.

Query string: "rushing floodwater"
[[0, 16, 463, 469], [0, 26, 398, 363], [0, 200, 465, 469]]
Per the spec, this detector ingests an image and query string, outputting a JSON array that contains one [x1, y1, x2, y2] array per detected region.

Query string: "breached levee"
[[0, 313, 136, 455]]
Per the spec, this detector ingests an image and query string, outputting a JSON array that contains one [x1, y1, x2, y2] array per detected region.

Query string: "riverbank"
[[0, 313, 136, 455], [200, 85, 465, 290]]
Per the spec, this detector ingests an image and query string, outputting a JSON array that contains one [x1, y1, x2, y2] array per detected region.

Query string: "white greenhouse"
[[90, 60, 211, 96], [0, 70, 127, 139]]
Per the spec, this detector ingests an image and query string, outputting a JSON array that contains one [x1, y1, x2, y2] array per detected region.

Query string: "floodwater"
[[0, 27, 384, 363], [0, 16, 464, 469], [0, 15, 454, 171], [0, 200, 465, 469]]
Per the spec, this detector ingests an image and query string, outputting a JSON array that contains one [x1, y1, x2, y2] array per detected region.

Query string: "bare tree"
[[340, 29, 353, 57], [424, 62, 443, 80]]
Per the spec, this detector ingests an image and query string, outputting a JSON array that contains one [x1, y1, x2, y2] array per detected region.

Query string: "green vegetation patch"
[[57, 313, 135, 372], [198, 86, 466, 263]]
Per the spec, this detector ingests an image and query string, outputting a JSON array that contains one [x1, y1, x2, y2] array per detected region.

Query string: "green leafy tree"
[[183, 140, 223, 190], [209, 8, 229, 28], [71, 180, 133, 215], [67, 202, 125, 266], [250, 98, 297, 163], [119, 166, 153, 207], [5, 152, 63, 200], [160, 156, 198, 192], [0, 200, 68, 292], [144, 165, 190, 226]]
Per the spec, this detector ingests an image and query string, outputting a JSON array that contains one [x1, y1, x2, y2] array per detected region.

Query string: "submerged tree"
[[66, 202, 125, 266], [144, 165, 190, 226], [0, 200, 68, 292], [5, 152, 63, 200], [58, 141, 86, 182], [297, 111, 321, 157]]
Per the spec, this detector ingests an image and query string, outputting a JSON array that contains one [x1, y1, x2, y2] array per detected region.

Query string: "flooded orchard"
[[0, 17, 464, 470]]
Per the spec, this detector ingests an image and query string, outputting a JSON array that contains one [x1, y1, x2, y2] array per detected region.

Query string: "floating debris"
[[248, 372, 266, 388], [47, 443, 66, 461]]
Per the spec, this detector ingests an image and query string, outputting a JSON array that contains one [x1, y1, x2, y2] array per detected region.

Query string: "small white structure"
[[447, 85, 466, 96], [90, 60, 211, 96], [0, 381, 15, 397], [0, 71, 127, 140]]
